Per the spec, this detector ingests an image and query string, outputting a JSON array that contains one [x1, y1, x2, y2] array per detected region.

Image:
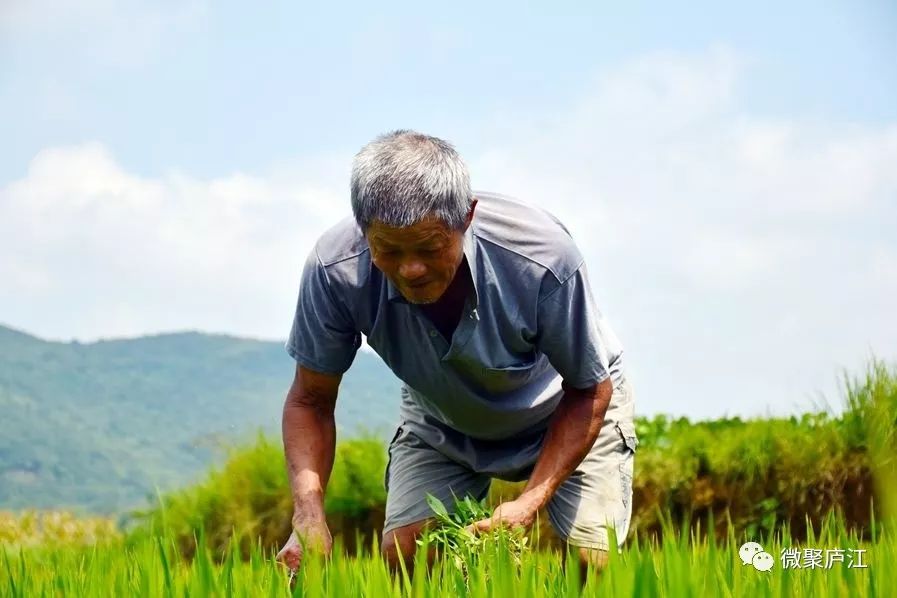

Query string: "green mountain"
[[0, 324, 401, 514]]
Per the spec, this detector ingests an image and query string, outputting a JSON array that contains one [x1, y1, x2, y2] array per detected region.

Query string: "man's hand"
[[275, 512, 332, 572], [464, 379, 613, 538], [464, 496, 539, 535]]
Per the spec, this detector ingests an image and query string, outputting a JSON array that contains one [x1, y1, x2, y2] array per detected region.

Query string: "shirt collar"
[[385, 223, 479, 307]]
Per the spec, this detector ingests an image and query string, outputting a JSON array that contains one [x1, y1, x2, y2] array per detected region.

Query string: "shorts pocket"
[[614, 421, 637, 530], [614, 421, 639, 453], [383, 424, 405, 491]]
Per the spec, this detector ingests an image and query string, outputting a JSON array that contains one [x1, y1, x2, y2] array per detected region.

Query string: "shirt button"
[[429, 330, 438, 337]]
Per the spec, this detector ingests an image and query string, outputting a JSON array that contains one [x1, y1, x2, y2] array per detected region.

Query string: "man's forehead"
[[366, 216, 453, 242]]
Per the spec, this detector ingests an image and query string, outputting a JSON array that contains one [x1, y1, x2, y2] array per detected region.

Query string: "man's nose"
[[398, 260, 426, 280]]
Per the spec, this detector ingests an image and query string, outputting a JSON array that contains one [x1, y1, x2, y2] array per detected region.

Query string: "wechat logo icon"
[[739, 542, 775, 572]]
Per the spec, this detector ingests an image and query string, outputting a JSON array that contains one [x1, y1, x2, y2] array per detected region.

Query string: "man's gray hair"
[[350, 129, 473, 232]]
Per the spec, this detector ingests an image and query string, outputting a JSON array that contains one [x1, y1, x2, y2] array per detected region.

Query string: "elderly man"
[[276, 130, 638, 576]]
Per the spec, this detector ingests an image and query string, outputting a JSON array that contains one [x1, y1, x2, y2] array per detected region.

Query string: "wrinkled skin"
[[365, 201, 477, 305]]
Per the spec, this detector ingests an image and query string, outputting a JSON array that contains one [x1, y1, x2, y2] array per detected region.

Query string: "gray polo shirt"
[[286, 191, 628, 475]]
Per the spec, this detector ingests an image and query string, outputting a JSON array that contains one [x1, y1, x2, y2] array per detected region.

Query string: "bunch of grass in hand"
[[417, 493, 530, 578]]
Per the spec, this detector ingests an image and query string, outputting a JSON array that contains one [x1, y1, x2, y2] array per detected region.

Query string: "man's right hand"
[[275, 514, 333, 572]]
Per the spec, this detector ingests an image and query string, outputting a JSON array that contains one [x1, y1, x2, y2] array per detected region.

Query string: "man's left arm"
[[468, 262, 617, 533], [467, 379, 612, 532]]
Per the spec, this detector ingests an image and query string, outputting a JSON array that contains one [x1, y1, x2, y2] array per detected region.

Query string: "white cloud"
[[0, 142, 351, 342]]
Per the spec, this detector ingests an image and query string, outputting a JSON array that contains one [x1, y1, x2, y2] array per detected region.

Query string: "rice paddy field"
[[2, 512, 893, 597], [2, 360, 894, 596]]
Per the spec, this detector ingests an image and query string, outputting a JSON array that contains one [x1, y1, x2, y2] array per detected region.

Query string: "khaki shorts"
[[381, 380, 639, 551]]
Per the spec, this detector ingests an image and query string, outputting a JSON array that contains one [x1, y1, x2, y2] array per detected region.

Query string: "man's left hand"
[[464, 496, 540, 535]]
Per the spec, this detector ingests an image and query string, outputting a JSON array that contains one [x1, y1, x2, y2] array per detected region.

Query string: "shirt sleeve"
[[285, 248, 361, 375], [535, 263, 613, 389]]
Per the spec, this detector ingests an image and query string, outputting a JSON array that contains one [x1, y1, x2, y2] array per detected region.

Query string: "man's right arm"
[[279, 244, 360, 567], [282, 363, 342, 548]]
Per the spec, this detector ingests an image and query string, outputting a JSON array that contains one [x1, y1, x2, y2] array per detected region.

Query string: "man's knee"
[[381, 520, 430, 568]]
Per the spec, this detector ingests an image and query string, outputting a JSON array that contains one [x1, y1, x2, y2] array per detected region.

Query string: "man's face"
[[366, 208, 473, 305]]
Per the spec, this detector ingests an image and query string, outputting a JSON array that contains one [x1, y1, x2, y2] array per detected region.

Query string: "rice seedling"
[[2, 507, 893, 597], [415, 493, 530, 587]]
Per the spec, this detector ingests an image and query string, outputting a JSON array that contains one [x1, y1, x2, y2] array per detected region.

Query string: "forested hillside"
[[0, 324, 400, 512]]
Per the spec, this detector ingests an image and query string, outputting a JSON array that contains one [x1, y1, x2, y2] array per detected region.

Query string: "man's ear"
[[465, 198, 478, 228]]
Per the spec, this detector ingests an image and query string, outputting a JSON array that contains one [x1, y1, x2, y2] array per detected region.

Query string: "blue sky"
[[2, 0, 895, 419]]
